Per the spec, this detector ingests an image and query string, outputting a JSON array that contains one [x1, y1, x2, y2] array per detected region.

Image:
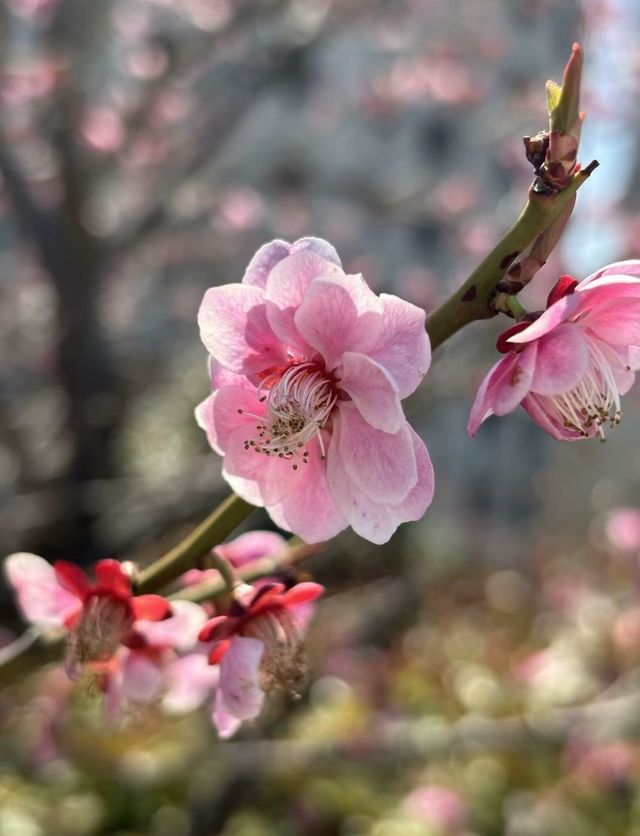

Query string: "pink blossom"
[[196, 237, 434, 544], [468, 260, 640, 440], [98, 600, 212, 719], [199, 580, 324, 736], [605, 508, 640, 552], [402, 785, 468, 833], [4, 553, 170, 678], [180, 529, 286, 587]]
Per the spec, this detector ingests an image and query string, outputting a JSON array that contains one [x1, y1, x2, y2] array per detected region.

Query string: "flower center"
[[65, 593, 133, 679], [536, 340, 624, 440], [239, 362, 337, 467], [243, 609, 306, 697]]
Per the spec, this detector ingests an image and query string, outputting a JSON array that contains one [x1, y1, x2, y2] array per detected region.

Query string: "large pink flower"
[[468, 260, 640, 441], [196, 237, 434, 544]]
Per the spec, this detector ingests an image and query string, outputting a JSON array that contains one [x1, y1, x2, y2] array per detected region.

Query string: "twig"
[[425, 163, 598, 350], [134, 493, 255, 593]]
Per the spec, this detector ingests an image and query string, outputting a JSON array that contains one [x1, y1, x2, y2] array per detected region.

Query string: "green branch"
[[135, 493, 254, 593], [425, 162, 598, 350]]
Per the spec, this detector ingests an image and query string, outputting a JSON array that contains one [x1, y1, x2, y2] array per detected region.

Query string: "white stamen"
[[534, 340, 623, 440], [243, 363, 337, 466]]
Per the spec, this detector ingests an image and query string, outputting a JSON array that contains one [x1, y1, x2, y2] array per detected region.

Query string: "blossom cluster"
[[196, 237, 640, 546], [4, 532, 322, 738]]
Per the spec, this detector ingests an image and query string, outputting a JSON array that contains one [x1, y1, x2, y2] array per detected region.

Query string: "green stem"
[[135, 493, 254, 593], [172, 537, 321, 604], [425, 163, 598, 350], [506, 295, 527, 319], [208, 550, 241, 594]]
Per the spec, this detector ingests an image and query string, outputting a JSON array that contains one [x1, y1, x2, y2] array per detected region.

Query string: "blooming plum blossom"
[[196, 237, 434, 544], [4, 553, 171, 678], [468, 260, 640, 441], [199, 579, 324, 736]]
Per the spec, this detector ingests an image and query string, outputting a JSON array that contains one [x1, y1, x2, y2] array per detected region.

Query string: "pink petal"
[[267, 432, 348, 543], [94, 559, 131, 597], [292, 237, 342, 266], [162, 654, 219, 714], [212, 689, 243, 739], [280, 582, 324, 607], [531, 324, 588, 395], [221, 468, 264, 508], [121, 650, 165, 703], [195, 393, 219, 453], [366, 293, 431, 398], [243, 237, 341, 290], [218, 635, 265, 721], [215, 530, 287, 567], [202, 384, 264, 455], [492, 344, 537, 413], [579, 297, 640, 347], [468, 347, 537, 436], [242, 239, 292, 287], [521, 394, 584, 441], [507, 294, 580, 344], [199, 615, 232, 644], [265, 249, 343, 351], [198, 284, 286, 375], [327, 422, 433, 544], [208, 357, 254, 390], [294, 274, 383, 371], [339, 352, 403, 433], [580, 259, 640, 288], [131, 594, 171, 622], [467, 360, 502, 437], [222, 425, 309, 506], [4, 552, 80, 628], [54, 561, 91, 599], [336, 402, 417, 504], [136, 600, 208, 651]]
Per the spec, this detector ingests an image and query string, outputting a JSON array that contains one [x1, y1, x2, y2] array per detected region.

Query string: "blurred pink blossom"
[[199, 580, 324, 736], [99, 599, 211, 718], [81, 107, 124, 153], [180, 529, 286, 586], [4, 553, 170, 678], [196, 237, 434, 544], [469, 260, 640, 440], [565, 737, 637, 790], [605, 508, 640, 552], [402, 785, 468, 833]]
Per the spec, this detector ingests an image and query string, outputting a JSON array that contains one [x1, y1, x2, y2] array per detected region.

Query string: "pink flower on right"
[[468, 260, 640, 441]]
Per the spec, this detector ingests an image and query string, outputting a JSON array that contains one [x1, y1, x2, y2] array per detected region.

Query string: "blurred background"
[[2, 0, 640, 833]]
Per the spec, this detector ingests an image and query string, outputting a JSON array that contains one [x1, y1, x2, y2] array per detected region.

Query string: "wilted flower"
[[97, 600, 211, 718], [468, 260, 640, 440], [196, 237, 434, 544], [4, 553, 171, 678], [199, 579, 324, 736]]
